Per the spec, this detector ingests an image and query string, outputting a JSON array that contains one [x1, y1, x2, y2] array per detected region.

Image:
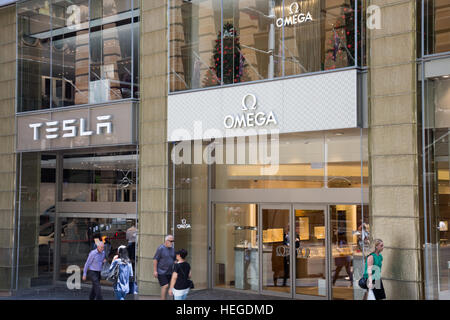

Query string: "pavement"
[[0, 283, 290, 301]]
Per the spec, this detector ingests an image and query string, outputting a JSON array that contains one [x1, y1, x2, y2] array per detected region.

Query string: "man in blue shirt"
[[82, 241, 107, 300], [153, 235, 175, 300]]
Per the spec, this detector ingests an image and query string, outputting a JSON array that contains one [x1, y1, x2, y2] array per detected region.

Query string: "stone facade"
[[368, 0, 423, 299], [0, 5, 16, 294], [138, 0, 169, 296]]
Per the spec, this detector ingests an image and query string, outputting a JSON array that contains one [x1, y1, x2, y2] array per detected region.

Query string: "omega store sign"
[[168, 69, 359, 141], [17, 102, 137, 152]]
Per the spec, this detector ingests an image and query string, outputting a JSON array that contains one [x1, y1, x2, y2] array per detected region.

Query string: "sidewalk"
[[0, 284, 290, 300]]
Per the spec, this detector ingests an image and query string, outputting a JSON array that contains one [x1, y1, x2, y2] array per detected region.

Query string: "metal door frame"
[[210, 202, 330, 300], [292, 204, 329, 300]]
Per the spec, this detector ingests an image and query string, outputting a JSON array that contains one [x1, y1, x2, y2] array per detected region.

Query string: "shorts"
[[157, 273, 172, 287], [172, 288, 190, 300]]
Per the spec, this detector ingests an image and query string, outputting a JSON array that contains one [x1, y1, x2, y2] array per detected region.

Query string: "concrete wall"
[[368, 0, 423, 299], [0, 4, 16, 294], [137, 0, 169, 296]]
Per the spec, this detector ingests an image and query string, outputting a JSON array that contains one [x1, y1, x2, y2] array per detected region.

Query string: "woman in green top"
[[363, 239, 386, 300]]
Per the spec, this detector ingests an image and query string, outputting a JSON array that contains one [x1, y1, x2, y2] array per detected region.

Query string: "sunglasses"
[[168, 240, 175, 242]]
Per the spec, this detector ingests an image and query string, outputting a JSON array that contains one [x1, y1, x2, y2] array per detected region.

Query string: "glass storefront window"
[[422, 77, 450, 299], [330, 204, 369, 300], [17, 0, 140, 112], [215, 204, 259, 291], [16, 148, 138, 290], [171, 146, 209, 289], [62, 151, 137, 203], [169, 0, 364, 92], [424, 0, 450, 55], [212, 129, 368, 189]]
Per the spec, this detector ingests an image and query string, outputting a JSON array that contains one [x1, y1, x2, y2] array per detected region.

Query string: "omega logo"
[[289, 2, 299, 15], [224, 94, 278, 129], [276, 245, 311, 258], [276, 2, 313, 28], [29, 115, 113, 141]]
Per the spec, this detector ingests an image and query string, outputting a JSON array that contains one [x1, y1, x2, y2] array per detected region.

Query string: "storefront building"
[[2, 0, 140, 291], [167, 0, 369, 300], [0, 0, 448, 300]]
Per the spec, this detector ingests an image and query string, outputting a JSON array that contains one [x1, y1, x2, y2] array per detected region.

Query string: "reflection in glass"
[[18, 0, 52, 111], [294, 209, 326, 297], [425, 0, 450, 55], [169, 0, 363, 92], [330, 205, 369, 300], [169, 0, 222, 91], [58, 217, 136, 283], [422, 78, 450, 299], [62, 151, 137, 203], [214, 204, 259, 291], [172, 156, 209, 289], [89, 0, 133, 103], [262, 208, 290, 294], [17, 0, 140, 112], [213, 129, 368, 189]]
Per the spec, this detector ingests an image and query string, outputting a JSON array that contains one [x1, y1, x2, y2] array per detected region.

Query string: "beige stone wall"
[[138, 0, 169, 296], [0, 5, 16, 293], [368, 0, 423, 299]]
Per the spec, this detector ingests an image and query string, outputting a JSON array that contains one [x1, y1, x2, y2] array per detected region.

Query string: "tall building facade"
[[0, 0, 448, 300]]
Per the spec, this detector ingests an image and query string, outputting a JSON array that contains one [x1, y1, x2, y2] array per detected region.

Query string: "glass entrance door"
[[260, 204, 328, 299], [213, 203, 329, 298], [261, 205, 291, 296], [293, 206, 327, 299]]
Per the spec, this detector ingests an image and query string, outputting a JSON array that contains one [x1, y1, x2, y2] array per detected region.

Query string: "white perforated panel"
[[168, 69, 358, 141]]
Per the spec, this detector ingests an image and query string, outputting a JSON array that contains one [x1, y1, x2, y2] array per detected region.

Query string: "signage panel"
[[168, 69, 359, 141], [17, 102, 136, 152]]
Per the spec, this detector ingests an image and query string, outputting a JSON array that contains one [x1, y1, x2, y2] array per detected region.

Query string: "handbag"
[[106, 260, 120, 284], [101, 262, 111, 279], [358, 276, 368, 290], [358, 253, 375, 290]]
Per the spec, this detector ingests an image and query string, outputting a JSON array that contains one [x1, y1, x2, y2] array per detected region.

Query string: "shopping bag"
[[367, 289, 376, 300], [101, 262, 111, 279]]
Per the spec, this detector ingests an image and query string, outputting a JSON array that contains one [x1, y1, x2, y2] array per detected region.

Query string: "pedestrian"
[[169, 249, 192, 300], [109, 245, 134, 300], [153, 235, 176, 300], [82, 241, 107, 300], [363, 239, 386, 300]]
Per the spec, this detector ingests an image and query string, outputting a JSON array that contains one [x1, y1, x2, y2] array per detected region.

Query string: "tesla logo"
[[29, 115, 113, 141]]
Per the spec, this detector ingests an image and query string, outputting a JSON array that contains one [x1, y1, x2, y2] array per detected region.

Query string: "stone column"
[[368, 0, 423, 299], [0, 5, 16, 294], [138, 0, 169, 296]]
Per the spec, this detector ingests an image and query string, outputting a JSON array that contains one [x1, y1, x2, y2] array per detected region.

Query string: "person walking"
[[168, 249, 192, 300], [82, 241, 107, 300], [109, 245, 134, 300], [153, 235, 176, 300], [363, 239, 386, 300]]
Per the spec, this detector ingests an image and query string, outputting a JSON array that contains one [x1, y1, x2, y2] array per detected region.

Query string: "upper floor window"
[[17, 0, 140, 113], [169, 0, 365, 93], [424, 0, 450, 55]]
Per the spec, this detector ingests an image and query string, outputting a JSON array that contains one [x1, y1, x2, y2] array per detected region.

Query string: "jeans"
[[114, 289, 127, 301], [87, 270, 103, 300]]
